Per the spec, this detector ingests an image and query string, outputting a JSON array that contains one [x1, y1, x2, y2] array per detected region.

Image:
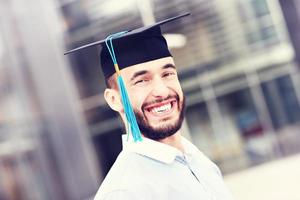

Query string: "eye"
[[162, 72, 175, 78], [134, 79, 149, 85]]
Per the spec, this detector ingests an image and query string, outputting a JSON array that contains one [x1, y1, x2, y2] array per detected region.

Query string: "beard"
[[134, 94, 186, 141]]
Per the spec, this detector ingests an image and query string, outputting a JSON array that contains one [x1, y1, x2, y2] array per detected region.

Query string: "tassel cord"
[[105, 32, 143, 142]]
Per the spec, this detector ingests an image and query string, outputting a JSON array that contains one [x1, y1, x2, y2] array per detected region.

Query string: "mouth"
[[144, 99, 177, 117]]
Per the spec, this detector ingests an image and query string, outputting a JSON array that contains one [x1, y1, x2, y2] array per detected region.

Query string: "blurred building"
[[0, 1, 99, 200], [1, 0, 300, 199]]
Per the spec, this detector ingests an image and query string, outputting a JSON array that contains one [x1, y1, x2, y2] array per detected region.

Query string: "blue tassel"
[[105, 31, 143, 142], [117, 76, 143, 142]]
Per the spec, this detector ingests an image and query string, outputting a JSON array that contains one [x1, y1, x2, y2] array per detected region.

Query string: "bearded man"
[[65, 13, 233, 200]]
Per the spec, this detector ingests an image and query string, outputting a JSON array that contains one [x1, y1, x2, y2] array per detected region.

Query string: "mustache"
[[141, 94, 179, 110]]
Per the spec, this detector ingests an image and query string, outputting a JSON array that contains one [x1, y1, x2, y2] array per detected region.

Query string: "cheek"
[[178, 87, 184, 100], [128, 89, 148, 110], [169, 81, 184, 96]]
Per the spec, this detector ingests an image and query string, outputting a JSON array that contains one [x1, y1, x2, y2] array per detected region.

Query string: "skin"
[[104, 56, 185, 152]]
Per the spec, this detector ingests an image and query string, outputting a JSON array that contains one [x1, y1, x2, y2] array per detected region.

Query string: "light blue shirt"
[[94, 136, 233, 200]]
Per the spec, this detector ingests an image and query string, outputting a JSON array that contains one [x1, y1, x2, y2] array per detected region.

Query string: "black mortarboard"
[[64, 13, 190, 142], [65, 13, 190, 79]]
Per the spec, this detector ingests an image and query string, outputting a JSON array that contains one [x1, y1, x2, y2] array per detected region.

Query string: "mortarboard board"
[[64, 13, 190, 142], [64, 13, 190, 55]]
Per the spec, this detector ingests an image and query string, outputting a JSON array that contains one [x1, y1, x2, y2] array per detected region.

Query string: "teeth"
[[151, 103, 171, 114]]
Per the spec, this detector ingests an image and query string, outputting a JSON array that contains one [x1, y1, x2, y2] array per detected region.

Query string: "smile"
[[151, 103, 171, 113], [144, 99, 177, 117]]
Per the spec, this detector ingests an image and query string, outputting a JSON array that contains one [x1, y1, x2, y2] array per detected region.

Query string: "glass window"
[[276, 75, 300, 124], [261, 75, 300, 129], [251, 0, 270, 17], [185, 102, 216, 158]]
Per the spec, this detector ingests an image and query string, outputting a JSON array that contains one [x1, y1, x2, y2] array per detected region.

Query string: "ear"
[[104, 88, 123, 112]]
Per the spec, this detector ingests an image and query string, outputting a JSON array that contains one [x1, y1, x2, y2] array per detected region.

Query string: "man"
[[66, 13, 233, 200]]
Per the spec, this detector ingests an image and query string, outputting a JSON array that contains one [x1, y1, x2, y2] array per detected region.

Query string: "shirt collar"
[[122, 135, 199, 164]]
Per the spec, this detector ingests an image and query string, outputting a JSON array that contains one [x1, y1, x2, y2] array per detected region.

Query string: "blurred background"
[[0, 0, 300, 199]]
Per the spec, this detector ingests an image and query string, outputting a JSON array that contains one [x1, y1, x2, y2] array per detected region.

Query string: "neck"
[[158, 131, 184, 153]]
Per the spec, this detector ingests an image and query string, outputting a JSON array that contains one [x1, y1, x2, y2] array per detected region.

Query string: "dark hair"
[[105, 75, 117, 89]]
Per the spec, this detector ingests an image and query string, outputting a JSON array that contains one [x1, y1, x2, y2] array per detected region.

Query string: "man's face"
[[120, 57, 185, 140]]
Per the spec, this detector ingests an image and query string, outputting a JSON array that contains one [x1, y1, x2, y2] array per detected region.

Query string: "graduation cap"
[[65, 13, 190, 142]]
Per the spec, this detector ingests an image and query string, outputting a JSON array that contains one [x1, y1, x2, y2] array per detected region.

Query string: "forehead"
[[120, 56, 175, 76]]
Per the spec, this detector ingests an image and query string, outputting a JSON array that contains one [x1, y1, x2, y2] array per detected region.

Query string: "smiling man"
[[116, 59, 185, 143], [66, 14, 233, 200]]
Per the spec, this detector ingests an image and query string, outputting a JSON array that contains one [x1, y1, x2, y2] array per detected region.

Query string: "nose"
[[150, 76, 169, 98]]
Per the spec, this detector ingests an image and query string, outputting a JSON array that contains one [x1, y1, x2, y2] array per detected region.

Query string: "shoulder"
[[198, 151, 223, 177], [94, 151, 150, 199], [183, 137, 223, 177]]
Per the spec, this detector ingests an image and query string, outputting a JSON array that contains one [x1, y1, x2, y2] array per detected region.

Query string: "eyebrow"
[[130, 70, 148, 81], [162, 63, 176, 70], [130, 63, 176, 81]]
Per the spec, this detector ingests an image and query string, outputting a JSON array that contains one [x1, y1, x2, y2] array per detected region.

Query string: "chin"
[[135, 95, 186, 140]]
